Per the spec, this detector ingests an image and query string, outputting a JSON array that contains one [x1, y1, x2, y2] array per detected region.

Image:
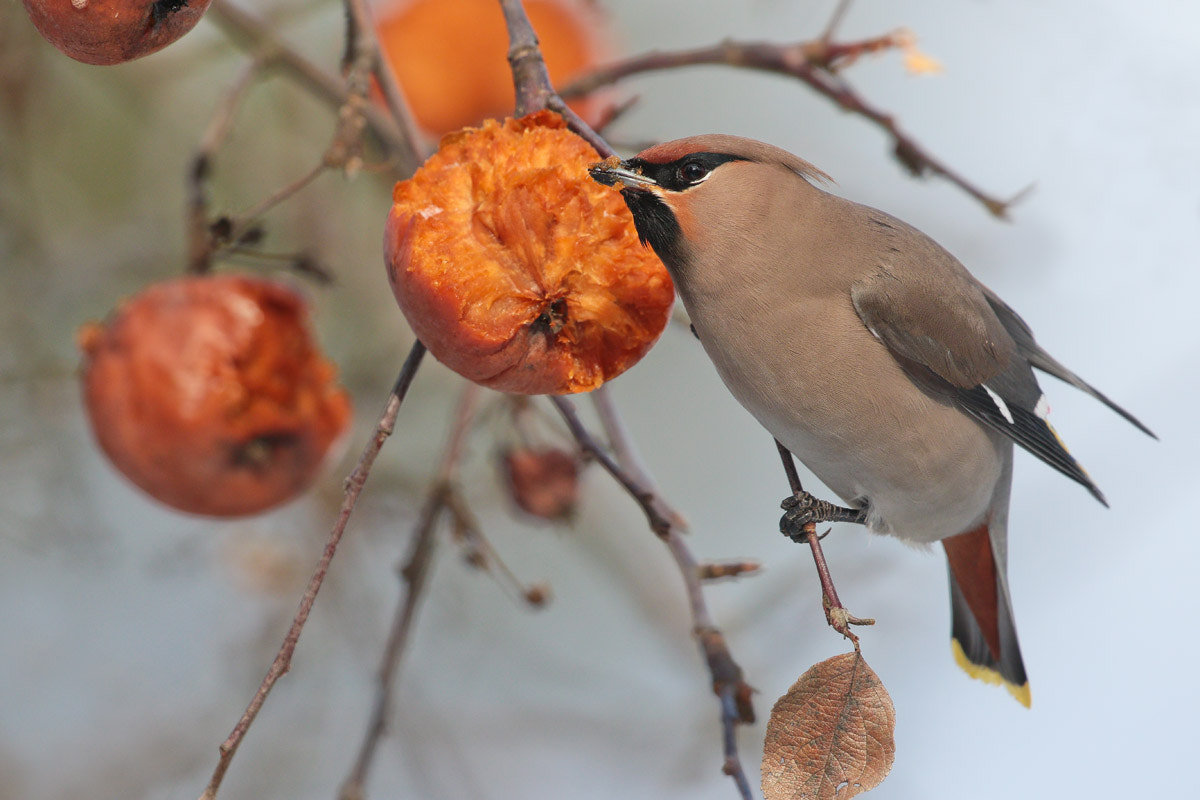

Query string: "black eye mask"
[[624, 152, 746, 192]]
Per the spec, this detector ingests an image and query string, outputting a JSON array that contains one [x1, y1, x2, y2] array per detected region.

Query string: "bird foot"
[[779, 492, 866, 542]]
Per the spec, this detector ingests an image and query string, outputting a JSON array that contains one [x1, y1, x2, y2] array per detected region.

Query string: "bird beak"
[[588, 160, 657, 190]]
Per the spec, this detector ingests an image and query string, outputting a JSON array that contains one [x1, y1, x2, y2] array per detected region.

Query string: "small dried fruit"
[[523, 583, 551, 606], [376, 0, 610, 135], [79, 274, 352, 517], [385, 112, 673, 395], [501, 446, 580, 520], [22, 0, 212, 66]]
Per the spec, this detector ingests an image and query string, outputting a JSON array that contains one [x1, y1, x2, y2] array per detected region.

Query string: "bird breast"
[[680, 267, 1006, 545]]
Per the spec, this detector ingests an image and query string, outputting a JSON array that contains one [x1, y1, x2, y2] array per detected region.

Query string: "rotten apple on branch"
[[384, 111, 674, 395], [79, 274, 352, 517]]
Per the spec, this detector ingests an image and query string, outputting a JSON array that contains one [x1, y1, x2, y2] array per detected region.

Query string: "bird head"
[[588, 135, 832, 269]]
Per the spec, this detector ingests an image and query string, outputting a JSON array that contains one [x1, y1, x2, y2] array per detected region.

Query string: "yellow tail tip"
[[951, 638, 1032, 708]]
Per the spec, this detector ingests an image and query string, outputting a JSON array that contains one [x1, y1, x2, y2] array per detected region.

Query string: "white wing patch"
[[1034, 394, 1051, 420], [983, 385, 1015, 425]]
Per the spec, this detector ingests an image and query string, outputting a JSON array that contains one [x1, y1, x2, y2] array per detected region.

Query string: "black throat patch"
[[620, 188, 686, 267], [615, 152, 745, 267]]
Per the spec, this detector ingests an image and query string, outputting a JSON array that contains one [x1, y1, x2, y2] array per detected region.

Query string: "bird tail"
[[942, 458, 1031, 707]]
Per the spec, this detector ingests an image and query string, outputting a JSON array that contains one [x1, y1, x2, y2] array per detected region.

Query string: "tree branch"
[[551, 396, 754, 800], [197, 341, 427, 800], [774, 440, 874, 645], [191, 0, 428, 278], [208, 0, 423, 175], [549, 396, 671, 538], [331, 0, 423, 176], [560, 35, 1020, 217], [444, 487, 549, 606], [497, 0, 555, 118], [496, 0, 614, 157], [337, 382, 481, 800], [820, 0, 857, 42], [342, 0, 422, 155], [188, 56, 264, 274], [492, 2, 758, 794], [591, 385, 687, 530]]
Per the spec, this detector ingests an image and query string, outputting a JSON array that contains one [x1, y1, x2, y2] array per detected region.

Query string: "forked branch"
[[208, 0, 423, 174]]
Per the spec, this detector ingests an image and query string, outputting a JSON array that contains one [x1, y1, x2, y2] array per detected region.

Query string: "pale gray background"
[[1, 1, 1196, 798]]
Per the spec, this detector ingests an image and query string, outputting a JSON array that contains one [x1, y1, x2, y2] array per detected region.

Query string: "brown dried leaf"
[[761, 651, 895, 800]]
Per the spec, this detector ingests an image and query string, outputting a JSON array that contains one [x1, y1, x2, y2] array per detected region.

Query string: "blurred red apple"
[[22, 0, 212, 66], [79, 274, 352, 517]]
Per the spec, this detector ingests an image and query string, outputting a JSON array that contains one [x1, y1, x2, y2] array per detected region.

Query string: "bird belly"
[[768, 406, 1004, 545], [691, 297, 1005, 545]]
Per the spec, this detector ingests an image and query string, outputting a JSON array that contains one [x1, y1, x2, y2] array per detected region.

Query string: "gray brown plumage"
[[590, 135, 1154, 705]]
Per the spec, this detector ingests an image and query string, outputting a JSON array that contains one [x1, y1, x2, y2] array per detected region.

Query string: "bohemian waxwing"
[[590, 135, 1154, 706]]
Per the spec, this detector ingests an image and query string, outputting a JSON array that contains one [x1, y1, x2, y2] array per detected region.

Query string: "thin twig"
[[549, 397, 671, 538], [560, 35, 1018, 217], [198, 341, 427, 800], [208, 0, 423, 175], [718, 685, 756, 798], [820, 0, 856, 42], [444, 490, 548, 606], [548, 95, 617, 158], [698, 561, 762, 581], [223, 161, 329, 247], [341, 0, 423, 153], [590, 94, 640, 135], [328, 0, 382, 176], [197, 0, 427, 270], [221, 248, 335, 285], [774, 440, 873, 645], [591, 385, 686, 529], [494, 2, 757, 793], [338, 485, 442, 800], [337, 383, 481, 800], [188, 57, 264, 273], [589, 387, 647, 495], [551, 397, 754, 800], [195, 57, 264, 168]]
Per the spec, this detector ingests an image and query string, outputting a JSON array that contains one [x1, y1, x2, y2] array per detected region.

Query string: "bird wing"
[[980, 286, 1156, 438], [850, 266, 1107, 504]]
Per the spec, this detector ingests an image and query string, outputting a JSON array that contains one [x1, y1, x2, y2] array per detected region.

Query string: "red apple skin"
[[22, 0, 212, 65], [79, 275, 353, 518]]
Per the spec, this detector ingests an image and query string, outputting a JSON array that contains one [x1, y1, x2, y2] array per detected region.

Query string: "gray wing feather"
[[851, 269, 1107, 504], [980, 287, 1156, 438]]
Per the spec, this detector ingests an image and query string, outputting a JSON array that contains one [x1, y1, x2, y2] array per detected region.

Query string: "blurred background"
[[1, 0, 1197, 798]]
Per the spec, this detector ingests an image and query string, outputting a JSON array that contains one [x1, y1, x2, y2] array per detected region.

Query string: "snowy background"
[[1, 1, 1197, 799]]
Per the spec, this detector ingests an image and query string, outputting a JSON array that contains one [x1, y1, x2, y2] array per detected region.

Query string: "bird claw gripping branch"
[[779, 492, 867, 542]]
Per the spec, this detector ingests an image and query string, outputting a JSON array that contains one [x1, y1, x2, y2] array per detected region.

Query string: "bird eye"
[[678, 161, 709, 184]]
